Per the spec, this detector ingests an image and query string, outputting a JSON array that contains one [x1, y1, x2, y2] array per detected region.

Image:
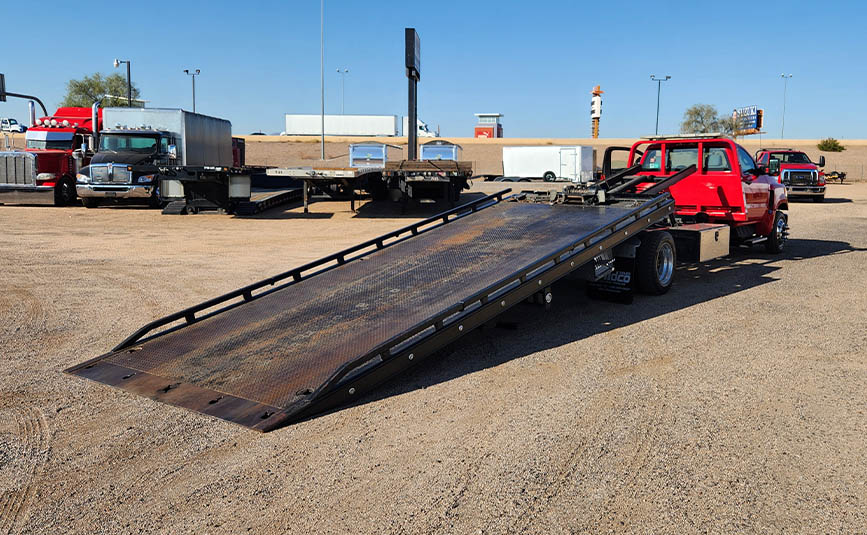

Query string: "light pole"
[[320, 0, 325, 160], [113, 59, 132, 106], [184, 69, 200, 113], [650, 75, 671, 135], [336, 68, 349, 114], [780, 73, 793, 139]]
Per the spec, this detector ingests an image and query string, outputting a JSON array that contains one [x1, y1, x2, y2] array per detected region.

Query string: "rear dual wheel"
[[636, 231, 676, 295]]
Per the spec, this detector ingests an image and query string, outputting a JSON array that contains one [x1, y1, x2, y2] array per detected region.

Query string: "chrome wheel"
[[775, 214, 787, 249], [655, 242, 675, 286]]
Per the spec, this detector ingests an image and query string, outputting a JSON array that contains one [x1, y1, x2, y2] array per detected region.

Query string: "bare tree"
[[680, 104, 734, 136]]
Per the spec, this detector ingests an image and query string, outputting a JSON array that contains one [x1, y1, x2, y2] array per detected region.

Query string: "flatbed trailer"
[[383, 159, 473, 209], [266, 166, 382, 213], [158, 165, 301, 215], [66, 167, 689, 431]]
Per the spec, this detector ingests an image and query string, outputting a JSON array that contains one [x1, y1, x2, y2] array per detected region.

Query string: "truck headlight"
[[76, 173, 90, 183], [137, 174, 155, 183]]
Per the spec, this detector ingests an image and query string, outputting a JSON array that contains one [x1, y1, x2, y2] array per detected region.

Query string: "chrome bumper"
[[0, 184, 55, 205], [77, 183, 154, 199], [786, 185, 825, 197]]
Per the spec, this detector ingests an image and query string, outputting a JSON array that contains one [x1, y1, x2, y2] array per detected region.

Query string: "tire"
[[148, 185, 166, 209], [636, 231, 676, 295], [81, 197, 100, 209], [765, 210, 787, 253], [543, 171, 556, 181], [813, 195, 825, 203], [53, 177, 77, 207]]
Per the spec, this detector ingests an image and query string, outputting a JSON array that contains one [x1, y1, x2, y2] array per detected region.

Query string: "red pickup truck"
[[754, 148, 826, 202], [599, 135, 789, 292]]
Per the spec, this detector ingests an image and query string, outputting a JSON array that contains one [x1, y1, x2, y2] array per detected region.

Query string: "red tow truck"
[[754, 148, 826, 202], [0, 105, 102, 206], [590, 134, 789, 294]]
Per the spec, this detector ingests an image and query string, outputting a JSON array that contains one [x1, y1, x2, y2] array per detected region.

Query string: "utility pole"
[[184, 69, 200, 113], [650, 75, 670, 135], [114, 59, 132, 106], [780, 73, 792, 139], [320, 0, 325, 160]]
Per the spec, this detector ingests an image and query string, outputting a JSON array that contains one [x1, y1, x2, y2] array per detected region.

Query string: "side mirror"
[[168, 144, 178, 159], [768, 158, 780, 175], [817, 155, 825, 167]]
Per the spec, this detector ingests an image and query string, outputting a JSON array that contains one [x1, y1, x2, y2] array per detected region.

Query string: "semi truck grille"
[[786, 171, 816, 186], [91, 164, 132, 184], [0, 152, 37, 185]]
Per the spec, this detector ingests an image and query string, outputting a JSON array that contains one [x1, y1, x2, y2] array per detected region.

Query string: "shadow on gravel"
[[340, 237, 867, 414], [790, 197, 852, 204]]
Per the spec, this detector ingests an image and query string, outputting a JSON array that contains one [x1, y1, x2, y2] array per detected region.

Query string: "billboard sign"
[[734, 105, 758, 133]]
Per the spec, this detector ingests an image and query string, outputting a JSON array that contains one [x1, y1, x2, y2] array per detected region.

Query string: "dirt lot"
[[1, 184, 865, 534]]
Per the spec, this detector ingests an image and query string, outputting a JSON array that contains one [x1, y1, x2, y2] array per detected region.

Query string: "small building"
[[474, 113, 503, 138]]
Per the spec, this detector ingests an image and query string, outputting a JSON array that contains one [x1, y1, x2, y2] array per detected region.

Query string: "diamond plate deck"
[[67, 198, 661, 430]]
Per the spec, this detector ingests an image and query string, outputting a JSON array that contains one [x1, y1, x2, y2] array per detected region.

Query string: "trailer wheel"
[[54, 177, 77, 207], [636, 231, 676, 295], [81, 197, 100, 209], [765, 210, 787, 253], [543, 171, 556, 181]]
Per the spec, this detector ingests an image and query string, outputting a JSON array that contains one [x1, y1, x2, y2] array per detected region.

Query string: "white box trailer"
[[102, 108, 233, 167], [283, 114, 399, 136], [502, 146, 595, 182]]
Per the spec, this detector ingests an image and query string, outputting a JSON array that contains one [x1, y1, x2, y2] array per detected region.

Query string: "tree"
[[680, 104, 734, 136], [60, 72, 141, 108], [817, 138, 846, 152]]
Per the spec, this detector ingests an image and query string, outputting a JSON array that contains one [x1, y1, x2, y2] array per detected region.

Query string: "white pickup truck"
[[0, 118, 27, 133]]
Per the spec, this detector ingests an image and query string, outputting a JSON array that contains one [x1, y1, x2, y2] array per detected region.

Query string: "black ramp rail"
[[67, 192, 673, 431]]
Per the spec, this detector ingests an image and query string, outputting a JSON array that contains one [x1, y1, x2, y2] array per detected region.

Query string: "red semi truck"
[[0, 105, 102, 206], [754, 148, 826, 202]]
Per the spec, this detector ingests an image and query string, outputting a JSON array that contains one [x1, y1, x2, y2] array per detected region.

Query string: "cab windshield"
[[100, 134, 159, 153], [26, 139, 73, 150], [770, 152, 811, 164]]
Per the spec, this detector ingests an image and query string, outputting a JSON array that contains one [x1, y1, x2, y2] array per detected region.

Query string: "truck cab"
[[0, 106, 100, 206], [76, 128, 174, 208], [1, 118, 26, 133], [605, 135, 789, 252], [754, 148, 825, 202]]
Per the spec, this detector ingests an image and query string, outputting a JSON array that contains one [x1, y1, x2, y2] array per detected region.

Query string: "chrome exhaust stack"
[[28, 101, 37, 127]]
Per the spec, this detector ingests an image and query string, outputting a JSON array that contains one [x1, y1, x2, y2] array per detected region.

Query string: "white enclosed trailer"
[[283, 114, 399, 136], [502, 146, 595, 182]]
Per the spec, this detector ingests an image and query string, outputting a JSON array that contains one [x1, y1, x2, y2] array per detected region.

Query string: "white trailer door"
[[559, 148, 578, 181]]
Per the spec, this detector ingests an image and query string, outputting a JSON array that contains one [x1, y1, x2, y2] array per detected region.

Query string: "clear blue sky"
[[1, 0, 864, 138]]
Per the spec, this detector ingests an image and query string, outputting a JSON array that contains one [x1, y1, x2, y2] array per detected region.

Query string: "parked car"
[[1, 118, 27, 133]]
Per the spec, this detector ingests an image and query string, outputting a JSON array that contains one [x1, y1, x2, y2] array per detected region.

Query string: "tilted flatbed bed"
[[66, 167, 691, 431]]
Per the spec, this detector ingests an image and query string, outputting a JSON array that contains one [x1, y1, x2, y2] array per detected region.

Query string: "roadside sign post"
[[0, 73, 48, 116], [405, 28, 420, 160]]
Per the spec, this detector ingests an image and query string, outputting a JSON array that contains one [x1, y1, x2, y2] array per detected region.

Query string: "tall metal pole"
[[126, 62, 131, 106], [320, 0, 325, 160], [780, 73, 792, 139], [650, 75, 670, 135]]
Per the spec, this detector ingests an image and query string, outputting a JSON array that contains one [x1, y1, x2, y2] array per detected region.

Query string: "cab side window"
[[736, 146, 756, 175], [160, 137, 169, 154], [703, 147, 732, 172], [641, 148, 662, 171], [758, 153, 769, 165]]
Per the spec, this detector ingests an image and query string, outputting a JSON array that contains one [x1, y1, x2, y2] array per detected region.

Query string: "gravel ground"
[[0, 184, 865, 534]]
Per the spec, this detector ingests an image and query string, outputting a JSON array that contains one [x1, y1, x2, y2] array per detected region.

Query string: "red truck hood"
[[779, 163, 817, 171]]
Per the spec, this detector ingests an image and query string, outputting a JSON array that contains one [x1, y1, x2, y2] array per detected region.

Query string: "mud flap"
[[587, 256, 635, 303]]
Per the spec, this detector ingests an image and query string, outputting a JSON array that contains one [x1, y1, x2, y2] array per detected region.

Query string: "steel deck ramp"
[[66, 190, 674, 431]]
